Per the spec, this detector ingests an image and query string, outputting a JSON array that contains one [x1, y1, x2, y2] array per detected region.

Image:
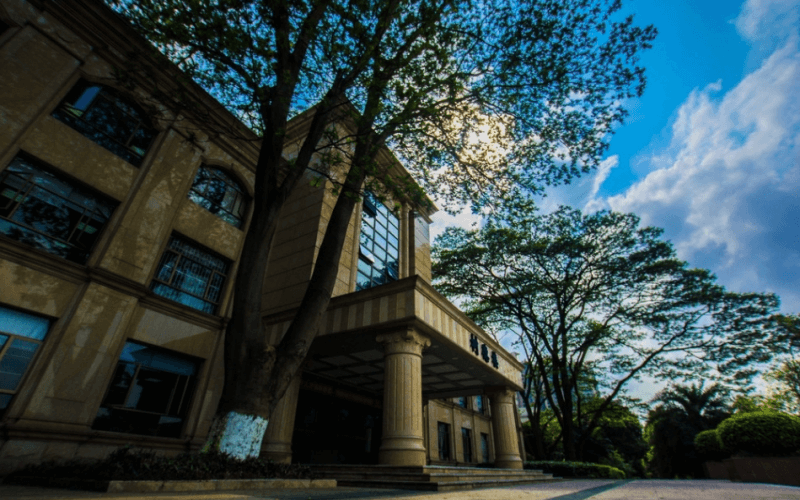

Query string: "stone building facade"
[[0, 0, 525, 473]]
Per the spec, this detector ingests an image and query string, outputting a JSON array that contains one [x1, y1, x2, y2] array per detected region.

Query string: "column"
[[377, 329, 431, 466], [260, 374, 301, 463], [488, 388, 523, 469]]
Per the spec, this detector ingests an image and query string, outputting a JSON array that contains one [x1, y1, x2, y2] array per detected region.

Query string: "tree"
[[581, 399, 647, 477], [645, 383, 731, 478], [433, 205, 779, 461], [110, 0, 656, 458], [764, 314, 800, 414]]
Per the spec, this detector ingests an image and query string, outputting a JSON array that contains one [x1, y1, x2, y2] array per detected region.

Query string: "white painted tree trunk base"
[[202, 411, 269, 460]]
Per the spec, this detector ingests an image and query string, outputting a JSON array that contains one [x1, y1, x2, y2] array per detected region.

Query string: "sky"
[[433, 0, 800, 315], [430, 0, 800, 400]]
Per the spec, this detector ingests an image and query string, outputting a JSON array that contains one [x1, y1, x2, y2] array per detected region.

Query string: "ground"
[[2, 480, 800, 500]]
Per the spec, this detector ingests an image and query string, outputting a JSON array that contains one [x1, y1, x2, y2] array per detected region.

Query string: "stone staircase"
[[310, 464, 558, 491]]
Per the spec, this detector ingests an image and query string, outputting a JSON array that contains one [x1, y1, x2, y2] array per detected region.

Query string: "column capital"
[[487, 387, 517, 405], [376, 329, 431, 356]]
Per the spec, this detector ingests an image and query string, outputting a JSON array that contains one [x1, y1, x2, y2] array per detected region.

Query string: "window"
[[481, 432, 490, 463], [357, 192, 399, 291], [188, 165, 247, 228], [457, 396, 468, 408], [437, 422, 451, 460], [0, 306, 49, 415], [461, 428, 473, 462], [52, 80, 156, 166], [0, 155, 116, 263], [93, 341, 200, 438], [476, 395, 485, 414], [150, 235, 230, 314]]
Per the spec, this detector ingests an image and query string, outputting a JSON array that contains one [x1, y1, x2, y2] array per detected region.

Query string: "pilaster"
[[260, 374, 301, 463]]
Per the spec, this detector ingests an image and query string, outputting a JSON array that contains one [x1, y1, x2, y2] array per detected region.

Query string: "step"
[[337, 476, 558, 492], [313, 471, 550, 483]]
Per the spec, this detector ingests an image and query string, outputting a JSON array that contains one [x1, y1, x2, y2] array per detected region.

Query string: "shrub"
[[716, 410, 800, 457], [524, 460, 625, 479], [7, 447, 313, 481], [694, 430, 726, 461]]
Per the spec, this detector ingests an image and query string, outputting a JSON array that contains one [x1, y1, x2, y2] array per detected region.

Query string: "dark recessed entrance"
[[292, 388, 383, 464]]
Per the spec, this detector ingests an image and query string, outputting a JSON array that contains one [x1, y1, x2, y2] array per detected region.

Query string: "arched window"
[[188, 165, 248, 228], [52, 80, 156, 166]]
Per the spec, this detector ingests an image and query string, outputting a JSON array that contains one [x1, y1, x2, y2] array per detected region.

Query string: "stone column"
[[377, 329, 431, 466], [488, 389, 523, 469], [260, 374, 301, 463]]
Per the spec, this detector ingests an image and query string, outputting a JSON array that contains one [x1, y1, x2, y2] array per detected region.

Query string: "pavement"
[[2, 480, 800, 500]]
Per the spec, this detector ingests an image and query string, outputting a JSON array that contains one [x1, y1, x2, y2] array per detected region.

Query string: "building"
[[0, 0, 526, 473]]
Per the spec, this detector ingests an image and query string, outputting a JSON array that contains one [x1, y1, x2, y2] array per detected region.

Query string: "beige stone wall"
[[0, 0, 253, 472], [426, 398, 494, 465], [0, 0, 517, 473]]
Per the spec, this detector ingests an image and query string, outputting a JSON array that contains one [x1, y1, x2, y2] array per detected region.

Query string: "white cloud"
[[734, 0, 800, 42], [429, 206, 482, 242], [602, 39, 800, 313], [583, 155, 618, 213]]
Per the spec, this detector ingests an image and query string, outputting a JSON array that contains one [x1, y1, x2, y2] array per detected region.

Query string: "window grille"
[[357, 192, 399, 291], [53, 80, 156, 166], [0, 154, 116, 263], [150, 235, 230, 314]]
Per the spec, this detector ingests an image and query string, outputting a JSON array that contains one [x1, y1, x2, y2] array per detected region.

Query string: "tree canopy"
[[433, 205, 780, 460], [645, 383, 732, 478], [109, 0, 657, 458]]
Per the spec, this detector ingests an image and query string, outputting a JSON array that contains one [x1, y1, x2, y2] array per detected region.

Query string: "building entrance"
[[292, 388, 383, 464]]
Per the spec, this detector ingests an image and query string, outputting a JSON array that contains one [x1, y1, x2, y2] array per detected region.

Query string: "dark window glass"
[[481, 432, 490, 463], [461, 427, 473, 462], [52, 80, 156, 166], [0, 306, 50, 414], [93, 341, 200, 438], [0, 155, 116, 263], [356, 192, 399, 291], [150, 235, 230, 314], [188, 165, 247, 228], [476, 395, 485, 414], [457, 396, 468, 408], [437, 422, 451, 461]]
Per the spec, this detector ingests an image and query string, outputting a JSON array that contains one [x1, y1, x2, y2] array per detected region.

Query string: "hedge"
[[716, 411, 800, 457], [694, 429, 726, 461], [7, 447, 313, 481], [524, 460, 625, 479]]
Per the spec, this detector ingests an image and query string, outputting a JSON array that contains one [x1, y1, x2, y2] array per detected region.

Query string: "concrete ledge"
[[6, 476, 336, 492]]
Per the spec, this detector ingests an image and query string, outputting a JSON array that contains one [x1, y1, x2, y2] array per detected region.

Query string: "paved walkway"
[[2, 480, 799, 500]]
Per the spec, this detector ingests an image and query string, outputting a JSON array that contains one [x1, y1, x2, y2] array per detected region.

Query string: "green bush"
[[524, 460, 625, 479], [716, 410, 800, 457], [694, 429, 726, 461], [7, 447, 313, 481]]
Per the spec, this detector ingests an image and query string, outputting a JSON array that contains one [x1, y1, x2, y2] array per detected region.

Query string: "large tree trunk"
[[201, 91, 347, 458], [203, 138, 370, 459]]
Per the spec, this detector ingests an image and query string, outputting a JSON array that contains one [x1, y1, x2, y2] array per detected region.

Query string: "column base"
[[495, 456, 523, 469], [378, 437, 427, 466], [260, 441, 292, 464]]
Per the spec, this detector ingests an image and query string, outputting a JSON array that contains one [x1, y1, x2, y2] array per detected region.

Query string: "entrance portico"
[[261, 276, 525, 468]]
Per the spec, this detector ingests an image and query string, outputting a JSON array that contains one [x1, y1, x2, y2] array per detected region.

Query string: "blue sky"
[[433, 0, 800, 317]]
